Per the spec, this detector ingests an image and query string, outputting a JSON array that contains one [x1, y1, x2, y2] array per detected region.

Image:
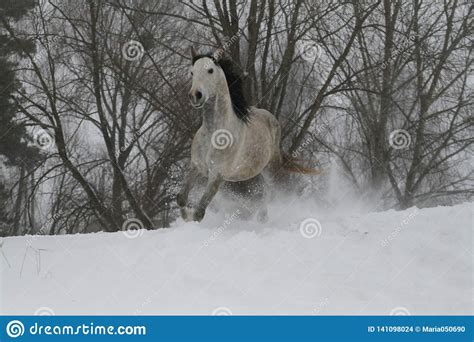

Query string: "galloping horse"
[[177, 47, 316, 222]]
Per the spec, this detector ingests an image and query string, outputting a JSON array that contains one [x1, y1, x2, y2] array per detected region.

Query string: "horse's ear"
[[190, 46, 198, 61]]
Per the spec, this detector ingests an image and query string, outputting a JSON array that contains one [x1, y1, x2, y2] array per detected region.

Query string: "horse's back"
[[250, 107, 280, 129]]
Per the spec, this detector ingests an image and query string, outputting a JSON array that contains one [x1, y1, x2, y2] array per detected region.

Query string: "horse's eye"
[[191, 71, 193, 76], [208, 68, 214, 74]]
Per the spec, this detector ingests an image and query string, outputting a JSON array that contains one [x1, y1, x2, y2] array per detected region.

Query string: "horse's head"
[[188, 47, 226, 108]]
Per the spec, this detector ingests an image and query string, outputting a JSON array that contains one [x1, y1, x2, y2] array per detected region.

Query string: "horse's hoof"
[[181, 207, 193, 222], [193, 209, 205, 222]]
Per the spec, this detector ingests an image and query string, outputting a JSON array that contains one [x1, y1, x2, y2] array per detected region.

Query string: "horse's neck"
[[202, 92, 241, 133]]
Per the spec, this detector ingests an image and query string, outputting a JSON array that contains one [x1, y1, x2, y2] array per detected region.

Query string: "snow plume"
[[380, 208, 419, 247]]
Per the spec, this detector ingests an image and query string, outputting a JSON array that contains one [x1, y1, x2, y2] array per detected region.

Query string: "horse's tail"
[[281, 155, 321, 175]]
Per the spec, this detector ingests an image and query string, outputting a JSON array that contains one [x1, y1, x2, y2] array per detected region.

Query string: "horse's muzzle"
[[189, 90, 205, 108]]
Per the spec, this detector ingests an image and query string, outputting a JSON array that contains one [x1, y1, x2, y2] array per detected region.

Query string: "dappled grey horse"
[[177, 47, 316, 222]]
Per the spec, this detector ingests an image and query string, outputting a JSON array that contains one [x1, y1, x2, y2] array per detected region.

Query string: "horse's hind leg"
[[256, 200, 268, 223], [255, 177, 269, 223], [242, 174, 268, 223], [224, 174, 268, 222]]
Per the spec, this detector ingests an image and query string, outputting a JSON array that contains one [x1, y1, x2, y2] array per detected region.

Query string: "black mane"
[[192, 54, 250, 122]]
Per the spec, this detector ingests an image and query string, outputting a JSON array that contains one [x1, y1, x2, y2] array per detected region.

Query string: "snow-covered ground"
[[1, 200, 472, 315]]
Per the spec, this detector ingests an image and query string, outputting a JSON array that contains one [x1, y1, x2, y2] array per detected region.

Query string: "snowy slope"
[[1, 201, 472, 315]]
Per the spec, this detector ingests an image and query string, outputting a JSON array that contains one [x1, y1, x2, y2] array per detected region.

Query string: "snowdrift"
[[1, 201, 472, 315]]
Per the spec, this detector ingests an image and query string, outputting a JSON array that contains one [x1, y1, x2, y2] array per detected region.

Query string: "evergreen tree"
[[0, 0, 40, 234]]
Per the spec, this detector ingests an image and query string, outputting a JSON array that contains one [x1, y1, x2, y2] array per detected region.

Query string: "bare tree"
[[1, 0, 471, 236]]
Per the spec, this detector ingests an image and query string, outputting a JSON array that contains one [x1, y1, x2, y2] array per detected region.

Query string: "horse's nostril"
[[196, 91, 202, 100]]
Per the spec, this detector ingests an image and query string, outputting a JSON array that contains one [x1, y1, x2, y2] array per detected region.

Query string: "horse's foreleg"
[[193, 174, 223, 222], [177, 164, 200, 220]]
